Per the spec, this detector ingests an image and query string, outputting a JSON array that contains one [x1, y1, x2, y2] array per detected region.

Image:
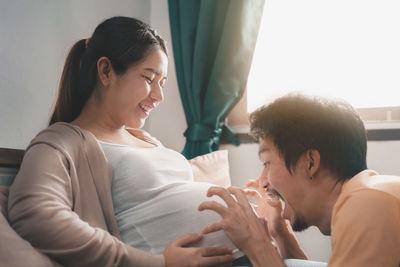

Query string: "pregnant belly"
[[117, 182, 243, 258]]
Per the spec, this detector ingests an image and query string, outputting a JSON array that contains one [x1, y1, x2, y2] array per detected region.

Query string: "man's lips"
[[266, 186, 280, 201], [266, 186, 293, 222]]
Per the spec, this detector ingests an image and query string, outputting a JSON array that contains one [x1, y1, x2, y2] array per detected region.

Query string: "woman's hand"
[[163, 233, 234, 267], [198, 186, 285, 267]]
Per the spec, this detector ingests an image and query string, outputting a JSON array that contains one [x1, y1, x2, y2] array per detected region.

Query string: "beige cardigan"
[[7, 122, 165, 267]]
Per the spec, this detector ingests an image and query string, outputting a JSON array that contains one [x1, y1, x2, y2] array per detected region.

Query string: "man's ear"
[[97, 57, 113, 86], [307, 149, 320, 177]]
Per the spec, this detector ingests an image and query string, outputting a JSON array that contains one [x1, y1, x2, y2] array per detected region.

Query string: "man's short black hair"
[[250, 94, 367, 181]]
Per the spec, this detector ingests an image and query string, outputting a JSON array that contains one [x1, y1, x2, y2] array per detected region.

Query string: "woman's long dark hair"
[[49, 16, 167, 125]]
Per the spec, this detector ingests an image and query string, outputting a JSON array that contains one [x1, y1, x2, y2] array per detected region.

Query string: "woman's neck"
[[72, 94, 123, 133], [72, 99, 155, 148]]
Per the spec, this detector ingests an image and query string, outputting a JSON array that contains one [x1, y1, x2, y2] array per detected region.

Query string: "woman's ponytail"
[[49, 39, 88, 125]]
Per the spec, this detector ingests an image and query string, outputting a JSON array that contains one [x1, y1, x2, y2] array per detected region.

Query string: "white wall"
[[0, 0, 151, 149], [148, 0, 400, 262]]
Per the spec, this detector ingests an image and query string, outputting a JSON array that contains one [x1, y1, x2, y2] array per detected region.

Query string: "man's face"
[[258, 138, 311, 232]]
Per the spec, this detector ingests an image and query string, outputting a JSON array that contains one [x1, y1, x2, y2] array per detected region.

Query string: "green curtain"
[[168, 0, 265, 159]]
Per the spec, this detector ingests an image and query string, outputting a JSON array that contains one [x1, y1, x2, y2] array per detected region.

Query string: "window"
[[228, 0, 400, 140]]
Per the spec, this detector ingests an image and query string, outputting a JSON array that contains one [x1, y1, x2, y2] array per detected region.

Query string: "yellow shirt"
[[329, 170, 400, 267]]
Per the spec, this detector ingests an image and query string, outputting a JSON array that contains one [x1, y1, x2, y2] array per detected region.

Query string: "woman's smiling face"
[[104, 48, 168, 129]]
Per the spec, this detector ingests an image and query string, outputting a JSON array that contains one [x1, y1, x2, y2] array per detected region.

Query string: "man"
[[199, 94, 400, 267]]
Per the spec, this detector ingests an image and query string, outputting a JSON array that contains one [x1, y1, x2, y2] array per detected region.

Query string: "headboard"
[[0, 148, 24, 168], [0, 148, 24, 186]]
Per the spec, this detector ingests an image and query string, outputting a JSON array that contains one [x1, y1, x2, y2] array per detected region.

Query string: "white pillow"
[[188, 150, 231, 187]]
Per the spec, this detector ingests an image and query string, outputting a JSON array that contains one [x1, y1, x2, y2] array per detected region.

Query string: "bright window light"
[[247, 0, 400, 113]]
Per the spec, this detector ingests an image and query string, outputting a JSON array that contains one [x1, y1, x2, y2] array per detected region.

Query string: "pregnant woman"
[[8, 16, 236, 267]]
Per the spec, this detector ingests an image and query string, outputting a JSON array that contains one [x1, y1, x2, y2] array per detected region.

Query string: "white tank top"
[[99, 140, 242, 258]]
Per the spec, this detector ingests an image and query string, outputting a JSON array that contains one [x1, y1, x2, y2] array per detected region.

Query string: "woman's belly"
[[116, 182, 243, 258]]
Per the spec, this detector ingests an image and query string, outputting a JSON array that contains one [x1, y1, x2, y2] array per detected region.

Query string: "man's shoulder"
[[338, 170, 400, 205], [334, 187, 399, 216], [344, 187, 398, 206], [332, 187, 400, 235], [330, 182, 400, 266]]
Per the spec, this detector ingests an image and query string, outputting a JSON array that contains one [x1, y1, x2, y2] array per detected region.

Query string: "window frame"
[[226, 90, 400, 143]]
